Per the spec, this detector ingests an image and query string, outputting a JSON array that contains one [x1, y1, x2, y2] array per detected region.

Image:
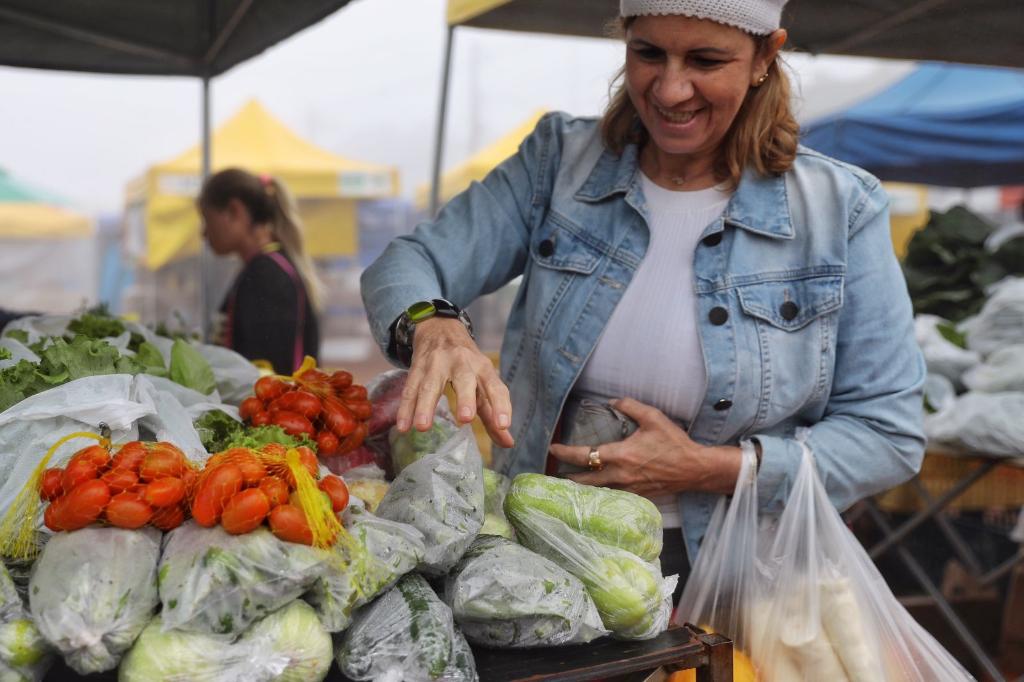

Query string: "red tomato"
[[69, 445, 111, 471], [55, 479, 110, 531], [139, 448, 185, 481], [105, 493, 153, 529], [151, 504, 186, 531], [39, 468, 63, 501], [269, 391, 322, 420], [220, 448, 266, 485], [254, 376, 289, 402], [61, 459, 98, 494], [44, 499, 66, 532], [270, 411, 315, 438], [268, 504, 313, 545], [239, 396, 265, 422], [261, 443, 287, 457], [251, 411, 271, 427], [321, 398, 357, 437], [258, 477, 290, 507], [181, 467, 199, 495], [144, 477, 186, 507], [111, 442, 147, 472], [340, 384, 368, 402], [337, 421, 368, 455], [343, 399, 373, 421], [297, 447, 320, 478], [328, 370, 353, 391], [318, 475, 350, 512], [101, 467, 139, 494], [315, 430, 340, 456], [221, 489, 271, 534], [191, 464, 244, 527]]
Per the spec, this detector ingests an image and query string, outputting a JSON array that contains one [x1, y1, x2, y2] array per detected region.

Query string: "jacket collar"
[[574, 143, 794, 240]]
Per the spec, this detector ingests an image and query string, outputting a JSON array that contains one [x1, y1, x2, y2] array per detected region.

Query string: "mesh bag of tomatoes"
[[189, 443, 351, 547], [39, 440, 196, 533], [238, 360, 373, 458]]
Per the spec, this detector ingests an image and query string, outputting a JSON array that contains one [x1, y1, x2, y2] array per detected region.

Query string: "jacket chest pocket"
[[736, 273, 844, 420]]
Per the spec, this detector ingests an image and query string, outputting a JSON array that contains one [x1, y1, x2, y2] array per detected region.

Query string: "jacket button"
[[708, 307, 729, 325], [713, 399, 732, 411], [538, 239, 555, 257], [701, 232, 723, 247], [780, 301, 799, 321]]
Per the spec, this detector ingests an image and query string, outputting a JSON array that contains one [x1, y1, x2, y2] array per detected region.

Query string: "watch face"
[[407, 300, 437, 323]]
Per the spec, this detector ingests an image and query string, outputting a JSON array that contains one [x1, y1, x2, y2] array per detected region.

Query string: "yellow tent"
[[417, 109, 546, 209], [126, 99, 400, 270]]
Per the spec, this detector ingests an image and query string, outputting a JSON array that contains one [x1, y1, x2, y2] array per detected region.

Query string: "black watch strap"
[[390, 299, 473, 367]]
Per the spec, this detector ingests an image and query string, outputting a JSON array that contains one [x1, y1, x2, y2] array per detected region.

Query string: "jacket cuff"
[[752, 433, 803, 512]]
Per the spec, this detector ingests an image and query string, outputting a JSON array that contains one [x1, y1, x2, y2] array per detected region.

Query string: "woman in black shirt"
[[198, 168, 321, 374]]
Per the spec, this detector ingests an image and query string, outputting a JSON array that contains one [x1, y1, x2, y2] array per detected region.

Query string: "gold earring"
[[755, 73, 768, 86]]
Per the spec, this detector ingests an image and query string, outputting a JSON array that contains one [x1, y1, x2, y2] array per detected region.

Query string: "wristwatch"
[[391, 298, 474, 367]]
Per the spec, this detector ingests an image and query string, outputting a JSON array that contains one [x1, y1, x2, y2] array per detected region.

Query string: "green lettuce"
[[194, 410, 316, 454], [169, 339, 216, 395], [0, 348, 10, 362]]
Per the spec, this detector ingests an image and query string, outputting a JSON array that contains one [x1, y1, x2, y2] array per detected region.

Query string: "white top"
[[574, 173, 730, 528]]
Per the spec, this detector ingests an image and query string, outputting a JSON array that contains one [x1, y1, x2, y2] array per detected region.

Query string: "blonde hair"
[[600, 18, 799, 188], [199, 168, 323, 310]]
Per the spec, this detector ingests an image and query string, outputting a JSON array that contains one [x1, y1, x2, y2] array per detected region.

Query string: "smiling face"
[[625, 15, 778, 178]]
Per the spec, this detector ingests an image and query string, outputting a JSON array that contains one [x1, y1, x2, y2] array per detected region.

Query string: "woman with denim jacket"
[[361, 0, 926, 593]]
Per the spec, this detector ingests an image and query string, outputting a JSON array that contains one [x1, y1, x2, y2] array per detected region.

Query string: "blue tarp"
[[802, 64, 1024, 188]]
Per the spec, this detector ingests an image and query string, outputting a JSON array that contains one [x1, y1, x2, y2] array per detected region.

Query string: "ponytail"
[[199, 168, 323, 310], [263, 177, 323, 311]]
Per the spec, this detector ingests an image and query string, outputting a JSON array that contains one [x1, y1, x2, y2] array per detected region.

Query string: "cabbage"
[[119, 601, 332, 682]]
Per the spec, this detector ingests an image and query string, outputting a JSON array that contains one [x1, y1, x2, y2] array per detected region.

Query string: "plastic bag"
[[389, 417, 460, 477], [157, 522, 326, 638], [964, 277, 1024, 356], [676, 441, 973, 681], [961, 344, 1024, 393], [375, 426, 484, 577], [480, 469, 514, 539], [924, 391, 1024, 457], [0, 562, 51, 682], [193, 342, 261, 406], [305, 505, 426, 633], [445, 534, 607, 648], [28, 526, 161, 674], [507, 501, 675, 641], [914, 315, 980, 386], [0, 374, 213, 518], [923, 374, 956, 414], [0, 337, 39, 370], [335, 573, 477, 682], [120, 600, 332, 682]]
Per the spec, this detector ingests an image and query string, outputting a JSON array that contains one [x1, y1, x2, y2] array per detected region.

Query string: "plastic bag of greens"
[[0, 338, 38, 371], [305, 505, 426, 633], [924, 391, 1024, 457], [375, 426, 484, 577], [158, 523, 325, 638], [964, 277, 1024, 357], [120, 600, 332, 682], [676, 438, 972, 681], [29, 526, 161, 674], [480, 469, 514, 539], [445, 535, 607, 648], [388, 417, 459, 477], [962, 344, 1024, 393], [336, 574, 477, 682], [507, 502, 674, 641], [504, 473, 662, 562], [0, 562, 51, 682], [914, 315, 980, 386]]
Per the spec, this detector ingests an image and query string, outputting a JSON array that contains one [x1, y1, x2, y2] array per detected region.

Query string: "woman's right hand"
[[396, 317, 514, 448]]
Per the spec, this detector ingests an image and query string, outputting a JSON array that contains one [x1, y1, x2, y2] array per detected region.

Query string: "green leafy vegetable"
[[194, 410, 316, 454], [0, 348, 10, 362], [2, 330, 28, 344], [67, 312, 125, 341], [169, 339, 216, 395]]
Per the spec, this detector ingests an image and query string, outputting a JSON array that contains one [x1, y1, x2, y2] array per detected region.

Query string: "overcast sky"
[[0, 0, 910, 215]]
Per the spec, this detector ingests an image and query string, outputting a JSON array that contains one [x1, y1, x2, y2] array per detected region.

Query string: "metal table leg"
[[864, 499, 1005, 682]]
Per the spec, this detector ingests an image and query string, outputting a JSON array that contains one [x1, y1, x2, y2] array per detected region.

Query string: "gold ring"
[[587, 447, 603, 471]]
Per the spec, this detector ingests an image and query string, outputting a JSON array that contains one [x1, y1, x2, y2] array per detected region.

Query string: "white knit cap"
[[620, 0, 787, 35]]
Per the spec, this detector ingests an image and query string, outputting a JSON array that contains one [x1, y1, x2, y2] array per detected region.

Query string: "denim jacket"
[[361, 112, 926, 561]]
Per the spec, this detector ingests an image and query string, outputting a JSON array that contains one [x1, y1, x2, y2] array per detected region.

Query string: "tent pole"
[[199, 74, 212, 342], [429, 24, 455, 217]]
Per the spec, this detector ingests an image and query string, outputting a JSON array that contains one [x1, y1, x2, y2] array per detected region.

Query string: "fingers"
[[451, 370, 478, 424], [614, 397, 669, 429], [479, 371, 512, 431], [548, 443, 597, 468], [478, 391, 515, 448]]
